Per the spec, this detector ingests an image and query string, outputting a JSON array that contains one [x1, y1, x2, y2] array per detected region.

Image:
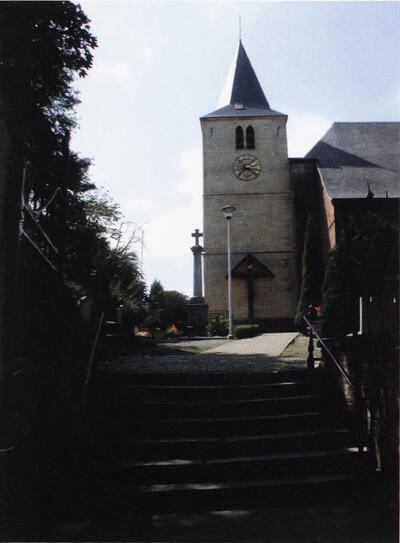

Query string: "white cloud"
[[137, 46, 154, 64], [200, 2, 231, 28], [140, 146, 203, 293], [141, 197, 202, 295], [286, 112, 332, 157], [177, 146, 203, 195], [121, 197, 160, 220], [90, 61, 135, 92]]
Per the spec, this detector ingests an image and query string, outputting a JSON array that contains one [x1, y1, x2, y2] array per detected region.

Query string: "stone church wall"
[[202, 115, 297, 323], [205, 252, 297, 321]]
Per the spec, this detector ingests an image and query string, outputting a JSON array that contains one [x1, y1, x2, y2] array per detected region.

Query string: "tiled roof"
[[306, 122, 400, 199]]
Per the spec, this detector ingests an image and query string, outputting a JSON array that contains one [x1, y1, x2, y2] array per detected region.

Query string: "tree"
[[146, 280, 188, 331], [0, 1, 97, 362], [294, 214, 323, 332], [320, 211, 398, 337], [148, 280, 164, 311], [320, 242, 350, 338], [0, 3, 148, 346], [162, 291, 188, 328], [0, 3, 101, 533]]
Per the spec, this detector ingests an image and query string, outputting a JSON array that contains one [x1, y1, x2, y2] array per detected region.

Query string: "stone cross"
[[191, 229, 204, 298], [191, 229, 203, 247]]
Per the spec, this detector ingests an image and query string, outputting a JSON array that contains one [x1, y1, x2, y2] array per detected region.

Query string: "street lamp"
[[221, 205, 237, 339]]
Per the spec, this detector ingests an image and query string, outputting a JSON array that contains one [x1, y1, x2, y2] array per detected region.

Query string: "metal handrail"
[[303, 315, 368, 404], [303, 314, 373, 455], [81, 312, 105, 409]]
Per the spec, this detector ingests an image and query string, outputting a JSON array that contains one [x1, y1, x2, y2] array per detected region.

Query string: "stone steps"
[[117, 380, 314, 401], [113, 394, 325, 418], [91, 367, 371, 516], [105, 368, 318, 386], [114, 410, 352, 439], [120, 428, 356, 460], [100, 473, 372, 515], [97, 448, 371, 485]]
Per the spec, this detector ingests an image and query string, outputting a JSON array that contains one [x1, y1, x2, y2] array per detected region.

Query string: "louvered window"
[[235, 126, 244, 149], [246, 126, 255, 149]]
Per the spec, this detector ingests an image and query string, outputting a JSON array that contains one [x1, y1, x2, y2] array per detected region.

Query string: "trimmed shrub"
[[208, 317, 229, 336], [235, 324, 260, 339]]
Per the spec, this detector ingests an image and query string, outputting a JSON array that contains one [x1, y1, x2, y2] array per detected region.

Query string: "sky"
[[72, 1, 400, 296]]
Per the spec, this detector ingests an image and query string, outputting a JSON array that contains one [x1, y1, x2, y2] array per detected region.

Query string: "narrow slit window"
[[235, 126, 244, 149], [246, 126, 255, 149]]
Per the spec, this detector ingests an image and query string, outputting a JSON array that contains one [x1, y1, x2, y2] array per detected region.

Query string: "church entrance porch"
[[204, 251, 297, 328], [231, 253, 274, 320]]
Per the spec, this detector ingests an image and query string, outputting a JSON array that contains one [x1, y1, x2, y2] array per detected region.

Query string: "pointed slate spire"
[[229, 40, 269, 108], [202, 40, 284, 119]]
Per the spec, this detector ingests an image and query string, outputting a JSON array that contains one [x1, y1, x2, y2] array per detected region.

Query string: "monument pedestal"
[[186, 297, 208, 336]]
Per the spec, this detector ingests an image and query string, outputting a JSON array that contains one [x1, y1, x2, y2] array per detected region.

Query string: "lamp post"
[[221, 205, 237, 339]]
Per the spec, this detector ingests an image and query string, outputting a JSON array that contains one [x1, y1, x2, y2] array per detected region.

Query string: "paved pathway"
[[205, 332, 297, 356], [101, 332, 305, 375]]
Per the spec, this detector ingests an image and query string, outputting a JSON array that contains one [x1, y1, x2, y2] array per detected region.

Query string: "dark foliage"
[[294, 214, 323, 333], [147, 280, 188, 330], [208, 317, 229, 337], [321, 212, 398, 337], [235, 324, 260, 339], [0, 2, 147, 335], [0, 1, 96, 135]]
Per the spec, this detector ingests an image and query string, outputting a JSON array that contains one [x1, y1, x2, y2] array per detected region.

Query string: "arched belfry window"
[[235, 126, 244, 149], [246, 126, 255, 149]]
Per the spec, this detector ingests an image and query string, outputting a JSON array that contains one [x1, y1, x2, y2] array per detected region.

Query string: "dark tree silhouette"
[[295, 214, 323, 332]]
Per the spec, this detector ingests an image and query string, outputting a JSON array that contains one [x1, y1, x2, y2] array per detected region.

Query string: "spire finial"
[[238, 14, 242, 41]]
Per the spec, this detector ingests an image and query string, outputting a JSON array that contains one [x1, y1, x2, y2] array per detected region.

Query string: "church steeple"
[[201, 40, 284, 118], [221, 40, 269, 109]]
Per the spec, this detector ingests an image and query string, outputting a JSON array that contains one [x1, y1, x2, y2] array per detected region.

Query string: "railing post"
[[356, 393, 367, 453], [307, 324, 315, 370], [306, 306, 316, 370], [81, 312, 105, 409]]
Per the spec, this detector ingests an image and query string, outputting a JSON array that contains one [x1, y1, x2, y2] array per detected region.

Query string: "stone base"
[[186, 299, 209, 336]]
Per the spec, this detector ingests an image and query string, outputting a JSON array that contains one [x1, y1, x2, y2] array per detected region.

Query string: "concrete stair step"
[[116, 381, 316, 402], [112, 395, 325, 418], [96, 449, 371, 485], [120, 428, 360, 460], [110, 472, 369, 514], [103, 368, 319, 387], [114, 410, 354, 439]]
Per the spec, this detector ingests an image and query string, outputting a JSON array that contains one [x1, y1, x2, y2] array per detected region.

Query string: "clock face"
[[232, 154, 262, 181]]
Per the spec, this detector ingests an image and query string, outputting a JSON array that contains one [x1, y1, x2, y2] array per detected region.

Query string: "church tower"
[[200, 40, 297, 327]]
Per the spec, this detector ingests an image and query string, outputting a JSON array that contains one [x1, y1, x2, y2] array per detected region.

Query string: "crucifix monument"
[[186, 228, 208, 335], [191, 229, 204, 298]]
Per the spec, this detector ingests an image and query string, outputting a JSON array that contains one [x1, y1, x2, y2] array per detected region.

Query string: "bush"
[[235, 324, 260, 339], [208, 316, 229, 336], [144, 315, 161, 335]]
